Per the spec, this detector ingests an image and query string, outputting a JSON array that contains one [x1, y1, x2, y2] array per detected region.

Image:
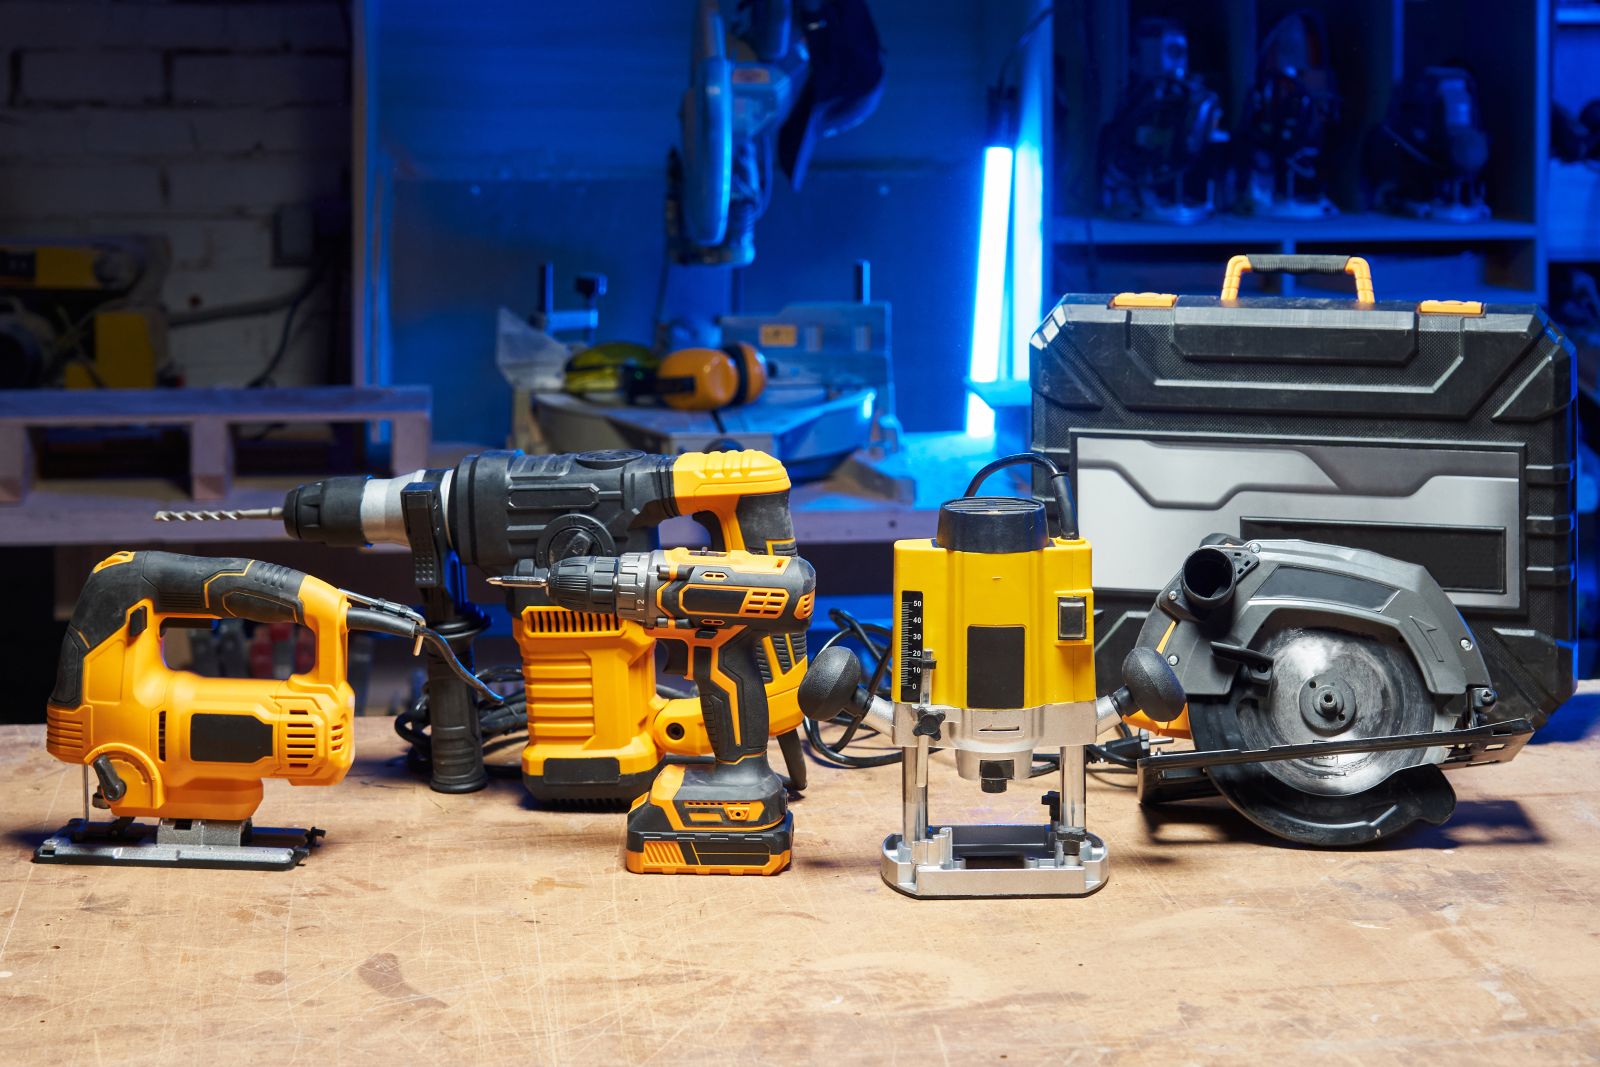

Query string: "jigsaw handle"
[[100, 551, 310, 624], [51, 551, 335, 710]]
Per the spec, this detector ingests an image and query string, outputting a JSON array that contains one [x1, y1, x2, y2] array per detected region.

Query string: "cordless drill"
[[493, 547, 816, 875], [156, 448, 809, 805]]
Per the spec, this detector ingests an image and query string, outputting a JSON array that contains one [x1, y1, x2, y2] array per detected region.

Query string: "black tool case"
[[1030, 254, 1577, 727]]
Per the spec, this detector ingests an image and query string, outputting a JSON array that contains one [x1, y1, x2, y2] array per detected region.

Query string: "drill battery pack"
[[1029, 254, 1577, 727], [624, 818, 794, 876], [622, 762, 793, 875]]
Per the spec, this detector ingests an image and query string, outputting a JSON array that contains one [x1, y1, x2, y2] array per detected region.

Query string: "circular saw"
[[1120, 536, 1534, 846]]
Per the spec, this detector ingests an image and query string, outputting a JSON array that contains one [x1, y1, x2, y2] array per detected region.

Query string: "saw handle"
[[51, 551, 318, 709]]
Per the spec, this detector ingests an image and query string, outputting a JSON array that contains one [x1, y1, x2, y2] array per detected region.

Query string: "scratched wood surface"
[[1, 692, 1599, 1066]]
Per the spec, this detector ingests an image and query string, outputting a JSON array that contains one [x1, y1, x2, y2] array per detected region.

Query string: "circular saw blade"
[[1233, 627, 1441, 797]]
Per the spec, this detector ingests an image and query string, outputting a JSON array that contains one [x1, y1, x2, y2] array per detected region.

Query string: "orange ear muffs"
[[722, 341, 767, 405], [656, 344, 767, 411], [656, 347, 736, 410]]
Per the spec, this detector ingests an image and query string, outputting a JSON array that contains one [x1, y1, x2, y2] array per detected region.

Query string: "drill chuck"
[[281, 476, 371, 547], [544, 554, 652, 621]]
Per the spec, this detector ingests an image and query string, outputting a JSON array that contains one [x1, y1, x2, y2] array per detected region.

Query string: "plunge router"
[[800, 454, 1183, 898]]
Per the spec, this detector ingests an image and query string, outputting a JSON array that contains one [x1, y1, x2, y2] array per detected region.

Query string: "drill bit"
[[486, 573, 549, 589], [153, 506, 283, 523]]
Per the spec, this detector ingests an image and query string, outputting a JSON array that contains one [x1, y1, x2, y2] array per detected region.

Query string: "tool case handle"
[[1221, 254, 1374, 303]]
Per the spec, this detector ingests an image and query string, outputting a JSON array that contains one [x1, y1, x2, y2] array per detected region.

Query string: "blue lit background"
[[371, 1, 1045, 445]]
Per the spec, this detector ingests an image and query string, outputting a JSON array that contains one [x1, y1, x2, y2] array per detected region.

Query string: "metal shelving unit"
[[1048, 0, 1552, 303]]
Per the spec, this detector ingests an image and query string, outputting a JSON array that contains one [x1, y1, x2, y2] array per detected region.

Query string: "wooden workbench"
[[2, 693, 1599, 1065]]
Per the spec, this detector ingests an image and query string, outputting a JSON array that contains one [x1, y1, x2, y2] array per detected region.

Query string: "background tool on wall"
[[0, 236, 168, 389], [1238, 11, 1340, 218], [493, 546, 816, 875], [36, 551, 496, 870], [156, 448, 810, 805], [1123, 537, 1535, 846], [1030, 253, 1577, 730], [799, 453, 1181, 898], [1098, 18, 1227, 224], [1367, 67, 1491, 221]]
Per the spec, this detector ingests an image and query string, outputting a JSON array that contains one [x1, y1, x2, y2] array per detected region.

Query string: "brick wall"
[[0, 0, 351, 386]]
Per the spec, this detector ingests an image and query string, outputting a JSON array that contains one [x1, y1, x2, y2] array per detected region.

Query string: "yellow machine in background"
[[0, 238, 166, 389], [38, 550, 496, 871]]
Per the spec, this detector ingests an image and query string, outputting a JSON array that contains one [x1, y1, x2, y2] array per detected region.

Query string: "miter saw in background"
[[1126, 537, 1533, 845], [528, 2, 891, 478], [667, 0, 883, 267]]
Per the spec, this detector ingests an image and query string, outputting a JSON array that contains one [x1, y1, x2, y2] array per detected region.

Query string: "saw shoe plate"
[[33, 818, 322, 871]]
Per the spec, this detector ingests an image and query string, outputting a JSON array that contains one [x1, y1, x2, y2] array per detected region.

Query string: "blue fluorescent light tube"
[[967, 143, 1014, 437]]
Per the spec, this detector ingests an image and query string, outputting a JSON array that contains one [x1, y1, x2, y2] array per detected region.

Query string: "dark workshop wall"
[[375, 0, 1029, 443], [0, 0, 353, 386]]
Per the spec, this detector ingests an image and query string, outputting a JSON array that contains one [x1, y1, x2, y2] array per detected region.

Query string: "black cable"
[[963, 451, 1077, 538], [995, 6, 1056, 93], [395, 664, 525, 771], [800, 614, 902, 769], [245, 260, 329, 388]]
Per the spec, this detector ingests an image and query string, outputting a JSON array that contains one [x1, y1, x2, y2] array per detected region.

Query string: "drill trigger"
[[660, 638, 691, 680]]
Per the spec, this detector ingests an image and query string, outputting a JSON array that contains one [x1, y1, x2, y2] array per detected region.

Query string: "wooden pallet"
[[0, 386, 431, 504]]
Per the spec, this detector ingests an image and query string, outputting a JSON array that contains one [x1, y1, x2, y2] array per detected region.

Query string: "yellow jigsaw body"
[[45, 552, 356, 823]]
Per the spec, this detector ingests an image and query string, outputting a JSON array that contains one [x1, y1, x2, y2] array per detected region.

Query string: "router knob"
[[1120, 647, 1187, 724], [798, 646, 867, 720]]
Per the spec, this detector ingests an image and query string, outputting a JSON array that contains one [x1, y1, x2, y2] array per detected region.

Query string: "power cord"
[[802, 609, 902, 769]]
